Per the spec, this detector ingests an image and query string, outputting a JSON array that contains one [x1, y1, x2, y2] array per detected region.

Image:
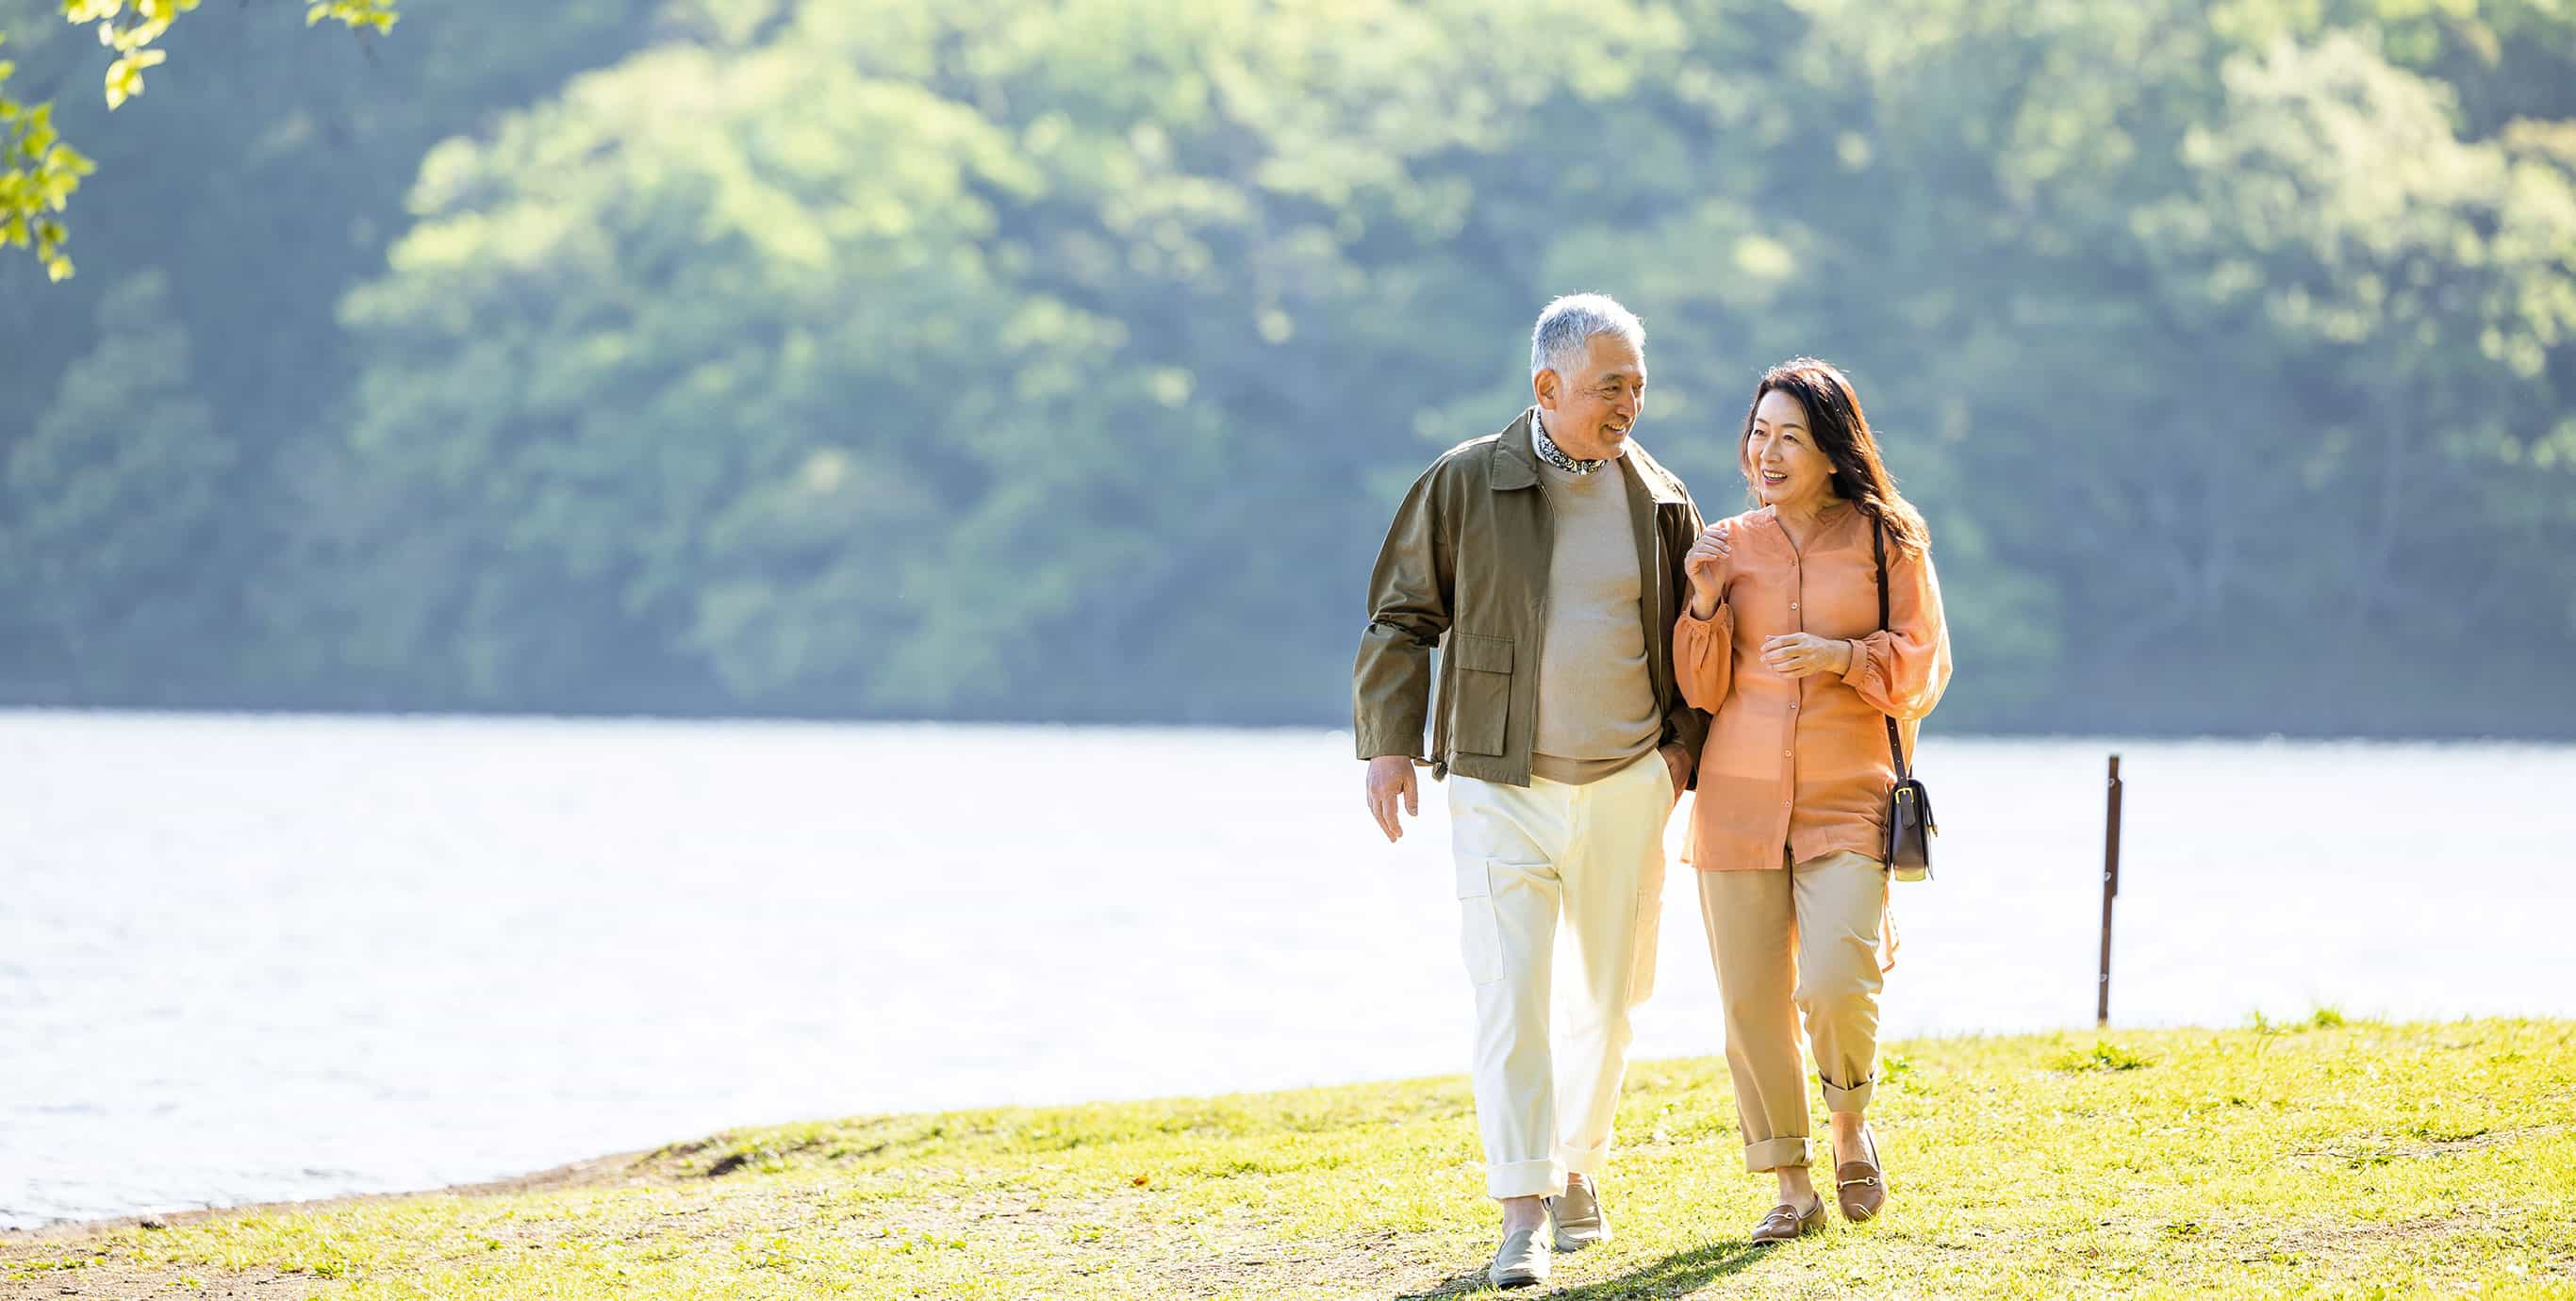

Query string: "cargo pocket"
[[1447, 634, 1513, 757], [1627, 758, 1674, 1005], [1454, 858, 1508, 986], [1627, 856, 1667, 1005]]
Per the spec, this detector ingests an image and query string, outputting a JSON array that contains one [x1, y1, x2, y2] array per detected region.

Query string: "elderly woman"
[[1675, 357, 1951, 1243]]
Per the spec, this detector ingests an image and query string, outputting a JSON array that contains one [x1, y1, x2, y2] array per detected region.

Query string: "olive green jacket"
[[1353, 408, 1709, 787]]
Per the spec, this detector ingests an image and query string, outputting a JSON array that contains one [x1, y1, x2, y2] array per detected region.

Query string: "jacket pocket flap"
[[1448, 633, 1513, 673]]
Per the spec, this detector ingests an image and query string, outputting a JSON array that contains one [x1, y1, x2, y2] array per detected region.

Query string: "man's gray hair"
[[1529, 293, 1644, 379]]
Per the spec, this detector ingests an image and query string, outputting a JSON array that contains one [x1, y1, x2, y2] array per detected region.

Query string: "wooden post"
[[2097, 754, 2123, 1029]]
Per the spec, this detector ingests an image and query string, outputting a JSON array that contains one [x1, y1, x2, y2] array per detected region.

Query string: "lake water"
[[3, 712, 2570, 1229]]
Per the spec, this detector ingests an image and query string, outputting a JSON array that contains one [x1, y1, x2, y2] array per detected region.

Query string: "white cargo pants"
[[1445, 750, 1671, 1199]]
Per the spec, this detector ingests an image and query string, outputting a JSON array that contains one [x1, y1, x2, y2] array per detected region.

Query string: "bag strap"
[[1873, 519, 1910, 782]]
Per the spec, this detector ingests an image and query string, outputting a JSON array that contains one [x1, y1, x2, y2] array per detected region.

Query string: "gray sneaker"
[[1548, 1174, 1610, 1251], [1487, 1224, 1551, 1289]]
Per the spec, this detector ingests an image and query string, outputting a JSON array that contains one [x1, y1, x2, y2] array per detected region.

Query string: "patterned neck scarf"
[[1531, 410, 1610, 476]]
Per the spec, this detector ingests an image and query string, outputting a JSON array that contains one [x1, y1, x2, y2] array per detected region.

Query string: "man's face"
[[1536, 333, 1646, 462]]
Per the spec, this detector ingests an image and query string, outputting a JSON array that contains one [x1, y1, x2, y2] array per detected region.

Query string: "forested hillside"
[[4, 0, 2571, 734]]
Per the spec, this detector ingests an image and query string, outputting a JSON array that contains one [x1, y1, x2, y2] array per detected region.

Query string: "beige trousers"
[[1696, 849, 1887, 1172], [1446, 750, 1671, 1200]]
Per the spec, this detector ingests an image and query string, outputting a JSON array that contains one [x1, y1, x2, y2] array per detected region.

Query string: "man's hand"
[[1684, 521, 1734, 618], [1760, 633, 1853, 679], [1660, 742, 1693, 809], [1365, 754, 1420, 843]]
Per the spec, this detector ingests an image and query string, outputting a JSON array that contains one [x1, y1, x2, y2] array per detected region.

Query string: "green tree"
[[0, 268, 237, 696], [1776, 0, 2576, 730], [0, 0, 658, 710], [5, 0, 2572, 733], [313, 0, 1759, 716], [314, 39, 1185, 709]]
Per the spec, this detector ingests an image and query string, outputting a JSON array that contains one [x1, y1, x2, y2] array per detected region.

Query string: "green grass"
[[8, 1018, 2574, 1298]]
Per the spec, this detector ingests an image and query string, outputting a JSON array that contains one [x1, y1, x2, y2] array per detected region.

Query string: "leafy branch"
[[0, 0, 398, 282]]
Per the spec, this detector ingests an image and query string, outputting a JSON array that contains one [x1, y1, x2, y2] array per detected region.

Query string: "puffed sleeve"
[[1841, 542, 1951, 721], [1675, 603, 1736, 712]]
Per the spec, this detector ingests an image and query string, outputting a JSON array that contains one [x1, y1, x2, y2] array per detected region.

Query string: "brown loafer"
[[1836, 1126, 1887, 1222], [1750, 1195, 1825, 1243]]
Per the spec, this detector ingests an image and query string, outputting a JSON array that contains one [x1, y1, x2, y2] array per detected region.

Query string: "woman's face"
[[1744, 387, 1836, 512]]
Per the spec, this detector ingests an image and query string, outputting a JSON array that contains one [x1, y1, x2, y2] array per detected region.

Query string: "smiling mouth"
[[1761, 470, 1788, 486]]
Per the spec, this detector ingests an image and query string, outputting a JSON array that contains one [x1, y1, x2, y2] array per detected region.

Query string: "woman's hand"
[[1760, 633, 1853, 679], [1684, 521, 1734, 618]]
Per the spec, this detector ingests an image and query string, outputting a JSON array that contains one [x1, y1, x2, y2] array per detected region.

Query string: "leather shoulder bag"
[[1873, 520, 1937, 881]]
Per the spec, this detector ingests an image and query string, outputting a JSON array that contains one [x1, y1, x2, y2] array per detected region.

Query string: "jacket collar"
[[1624, 440, 1692, 506], [1490, 409, 1543, 489], [1495, 406, 1690, 506]]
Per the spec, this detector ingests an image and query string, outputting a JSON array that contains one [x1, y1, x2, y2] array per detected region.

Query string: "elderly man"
[[1354, 294, 1708, 1288]]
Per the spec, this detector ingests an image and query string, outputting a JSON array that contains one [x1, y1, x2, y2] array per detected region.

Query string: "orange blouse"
[[1674, 501, 1951, 872]]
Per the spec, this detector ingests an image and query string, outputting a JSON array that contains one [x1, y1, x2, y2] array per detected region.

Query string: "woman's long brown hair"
[[1739, 357, 1929, 554]]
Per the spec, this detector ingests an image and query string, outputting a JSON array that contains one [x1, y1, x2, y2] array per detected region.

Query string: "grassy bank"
[[7, 1016, 2573, 1299]]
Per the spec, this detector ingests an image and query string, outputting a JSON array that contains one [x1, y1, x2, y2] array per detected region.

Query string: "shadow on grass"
[[1395, 1240, 1771, 1299], [1549, 1240, 1770, 1299]]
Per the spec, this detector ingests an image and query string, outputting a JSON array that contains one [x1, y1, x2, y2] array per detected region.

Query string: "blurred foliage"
[[2, 0, 2572, 733], [2, 267, 231, 693]]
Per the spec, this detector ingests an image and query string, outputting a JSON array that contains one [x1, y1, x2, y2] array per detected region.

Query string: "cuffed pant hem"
[[1556, 1139, 1611, 1179], [1486, 1158, 1566, 1201], [1743, 1136, 1809, 1174], [1822, 1078, 1874, 1113]]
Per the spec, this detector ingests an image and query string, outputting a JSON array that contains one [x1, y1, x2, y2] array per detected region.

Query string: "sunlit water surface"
[[4, 713, 2568, 1227]]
